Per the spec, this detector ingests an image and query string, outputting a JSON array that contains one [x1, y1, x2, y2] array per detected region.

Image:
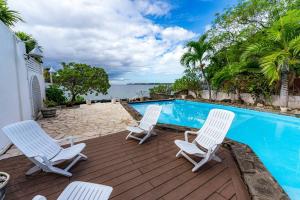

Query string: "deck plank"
[[0, 129, 250, 200]]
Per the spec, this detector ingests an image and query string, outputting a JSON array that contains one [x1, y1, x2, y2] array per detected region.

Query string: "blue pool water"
[[130, 100, 300, 199]]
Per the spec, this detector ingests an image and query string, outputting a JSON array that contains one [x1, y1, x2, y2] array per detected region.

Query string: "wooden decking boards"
[[0, 129, 250, 200]]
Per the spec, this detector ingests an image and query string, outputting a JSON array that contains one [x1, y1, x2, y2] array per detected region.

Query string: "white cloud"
[[8, 0, 196, 83], [204, 24, 212, 32], [133, 0, 172, 17]]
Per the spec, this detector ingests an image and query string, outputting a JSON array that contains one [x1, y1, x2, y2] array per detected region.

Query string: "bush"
[[149, 84, 172, 95], [44, 100, 57, 108], [75, 96, 85, 105], [46, 85, 66, 105], [173, 76, 202, 94]]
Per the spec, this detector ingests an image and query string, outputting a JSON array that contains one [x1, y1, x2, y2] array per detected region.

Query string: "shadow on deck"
[[0, 129, 250, 200]]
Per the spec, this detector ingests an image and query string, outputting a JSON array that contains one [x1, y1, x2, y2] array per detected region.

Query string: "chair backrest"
[[139, 105, 162, 131], [195, 109, 235, 150], [2, 120, 61, 160]]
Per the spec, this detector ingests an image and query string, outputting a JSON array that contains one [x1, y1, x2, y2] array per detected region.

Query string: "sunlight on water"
[[131, 100, 300, 200]]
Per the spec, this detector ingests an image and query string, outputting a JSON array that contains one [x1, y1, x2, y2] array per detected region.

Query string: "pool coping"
[[121, 100, 290, 200]]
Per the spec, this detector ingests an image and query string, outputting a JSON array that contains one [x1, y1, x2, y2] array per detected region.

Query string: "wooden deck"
[[0, 129, 250, 200]]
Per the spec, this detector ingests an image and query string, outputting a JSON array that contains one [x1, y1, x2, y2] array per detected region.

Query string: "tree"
[[242, 9, 300, 109], [55, 62, 110, 104], [173, 75, 202, 97], [46, 84, 66, 105], [15, 31, 41, 53], [0, 0, 23, 27], [180, 34, 213, 100]]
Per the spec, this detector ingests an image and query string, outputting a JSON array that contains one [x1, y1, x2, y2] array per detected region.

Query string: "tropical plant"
[[173, 74, 202, 96], [149, 84, 172, 95], [46, 84, 66, 105], [180, 34, 213, 100], [43, 68, 51, 83], [241, 9, 300, 108], [0, 0, 23, 27], [55, 62, 110, 104], [15, 31, 42, 53]]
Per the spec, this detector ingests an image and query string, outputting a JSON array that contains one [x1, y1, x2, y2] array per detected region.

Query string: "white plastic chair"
[[2, 120, 87, 177], [33, 181, 113, 200], [126, 105, 162, 144], [175, 109, 235, 172]]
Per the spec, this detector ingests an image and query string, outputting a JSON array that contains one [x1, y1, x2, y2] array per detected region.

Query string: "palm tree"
[[242, 9, 300, 110], [180, 34, 213, 100], [0, 0, 23, 27]]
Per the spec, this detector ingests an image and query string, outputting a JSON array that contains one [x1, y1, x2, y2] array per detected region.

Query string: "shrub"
[[46, 84, 66, 105], [149, 84, 172, 95], [173, 76, 202, 93], [44, 100, 57, 108]]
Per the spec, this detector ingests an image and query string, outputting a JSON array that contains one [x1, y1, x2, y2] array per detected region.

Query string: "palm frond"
[[259, 51, 288, 83], [289, 35, 300, 55], [241, 43, 263, 62]]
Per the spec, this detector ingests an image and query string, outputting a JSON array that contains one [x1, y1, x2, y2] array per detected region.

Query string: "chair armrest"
[[184, 131, 198, 142], [53, 136, 75, 146], [32, 195, 47, 200]]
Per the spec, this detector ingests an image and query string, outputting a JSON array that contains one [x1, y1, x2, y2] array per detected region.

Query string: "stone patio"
[[0, 102, 135, 160]]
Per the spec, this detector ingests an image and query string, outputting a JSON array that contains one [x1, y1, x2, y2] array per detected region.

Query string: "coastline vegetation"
[[177, 0, 300, 108]]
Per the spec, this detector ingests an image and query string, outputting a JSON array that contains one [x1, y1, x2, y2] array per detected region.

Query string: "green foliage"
[[0, 0, 23, 27], [75, 96, 85, 105], [180, 34, 213, 99], [44, 100, 57, 108], [149, 84, 172, 95], [15, 31, 42, 53], [55, 62, 110, 104], [203, 0, 300, 107], [43, 68, 51, 83], [46, 85, 66, 105], [173, 74, 202, 93]]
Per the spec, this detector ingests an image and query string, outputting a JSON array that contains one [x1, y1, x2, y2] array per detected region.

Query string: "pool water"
[[130, 99, 300, 200]]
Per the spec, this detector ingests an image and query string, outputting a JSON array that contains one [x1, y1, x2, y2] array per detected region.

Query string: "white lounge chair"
[[126, 105, 162, 144], [33, 181, 113, 200], [175, 109, 235, 172], [2, 120, 87, 177]]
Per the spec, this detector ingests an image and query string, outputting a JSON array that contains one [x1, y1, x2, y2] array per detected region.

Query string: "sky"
[[8, 0, 237, 84]]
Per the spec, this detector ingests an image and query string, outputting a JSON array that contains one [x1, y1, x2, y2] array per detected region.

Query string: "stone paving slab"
[[0, 102, 135, 160]]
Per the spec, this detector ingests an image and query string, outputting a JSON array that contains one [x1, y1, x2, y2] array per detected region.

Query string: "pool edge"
[[121, 100, 290, 200]]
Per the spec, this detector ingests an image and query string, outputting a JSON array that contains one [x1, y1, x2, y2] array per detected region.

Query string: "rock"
[[257, 103, 264, 107]]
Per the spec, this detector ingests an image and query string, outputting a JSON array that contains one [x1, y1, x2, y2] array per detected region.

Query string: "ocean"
[[85, 84, 156, 100]]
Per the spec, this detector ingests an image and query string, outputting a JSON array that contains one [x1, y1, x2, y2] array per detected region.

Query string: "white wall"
[[200, 90, 300, 109], [0, 21, 45, 154]]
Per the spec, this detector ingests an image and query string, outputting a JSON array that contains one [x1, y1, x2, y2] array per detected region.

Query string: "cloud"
[[133, 0, 172, 17], [8, 0, 196, 83], [204, 24, 212, 32]]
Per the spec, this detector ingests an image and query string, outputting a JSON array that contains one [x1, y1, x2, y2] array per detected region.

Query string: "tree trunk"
[[70, 92, 77, 105], [280, 71, 289, 109], [199, 64, 212, 101]]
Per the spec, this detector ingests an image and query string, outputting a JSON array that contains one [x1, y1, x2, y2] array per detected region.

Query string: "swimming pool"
[[130, 99, 300, 200]]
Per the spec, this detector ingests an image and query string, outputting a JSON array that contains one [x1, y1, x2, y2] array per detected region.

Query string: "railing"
[[25, 57, 42, 74]]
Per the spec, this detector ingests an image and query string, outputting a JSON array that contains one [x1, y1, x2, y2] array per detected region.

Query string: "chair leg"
[[50, 166, 72, 177], [126, 132, 133, 140], [139, 132, 151, 144], [176, 150, 182, 158], [26, 165, 41, 175], [212, 154, 222, 162], [79, 153, 88, 160], [64, 154, 86, 172], [192, 157, 209, 172]]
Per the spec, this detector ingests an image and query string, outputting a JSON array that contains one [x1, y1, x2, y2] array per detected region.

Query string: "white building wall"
[[0, 21, 45, 154]]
